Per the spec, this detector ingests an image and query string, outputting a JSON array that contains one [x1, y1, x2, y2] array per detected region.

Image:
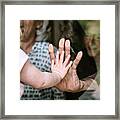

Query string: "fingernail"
[[61, 38, 65, 40], [78, 51, 82, 56], [49, 44, 53, 48], [59, 38, 65, 46], [65, 40, 70, 46], [61, 38, 65, 42], [49, 44, 53, 51]]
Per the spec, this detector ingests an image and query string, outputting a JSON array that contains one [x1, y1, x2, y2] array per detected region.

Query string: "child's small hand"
[[50, 47, 73, 80]]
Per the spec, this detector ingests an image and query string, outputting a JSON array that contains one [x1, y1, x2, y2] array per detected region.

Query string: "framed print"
[[0, 0, 119, 119]]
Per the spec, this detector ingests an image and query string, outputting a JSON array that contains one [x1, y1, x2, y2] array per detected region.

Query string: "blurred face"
[[84, 35, 100, 57], [20, 20, 36, 42]]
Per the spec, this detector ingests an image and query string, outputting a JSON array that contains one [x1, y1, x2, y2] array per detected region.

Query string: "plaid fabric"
[[21, 42, 65, 100]]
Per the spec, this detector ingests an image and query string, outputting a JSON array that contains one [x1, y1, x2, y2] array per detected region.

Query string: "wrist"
[[51, 71, 62, 84], [79, 79, 93, 92]]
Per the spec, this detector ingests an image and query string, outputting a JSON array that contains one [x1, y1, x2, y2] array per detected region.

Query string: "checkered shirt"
[[21, 42, 65, 100]]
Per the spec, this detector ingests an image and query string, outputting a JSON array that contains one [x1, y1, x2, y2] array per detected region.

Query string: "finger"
[[51, 59, 54, 69], [59, 38, 65, 55], [72, 51, 83, 70], [49, 44, 55, 62], [65, 40, 70, 58], [65, 61, 73, 71], [56, 51, 59, 64], [63, 55, 70, 67], [60, 51, 64, 64]]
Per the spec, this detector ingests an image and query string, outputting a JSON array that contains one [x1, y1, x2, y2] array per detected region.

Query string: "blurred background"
[[80, 20, 100, 85]]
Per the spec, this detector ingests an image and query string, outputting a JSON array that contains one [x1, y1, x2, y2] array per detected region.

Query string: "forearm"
[[21, 72, 61, 89], [37, 72, 61, 89], [20, 60, 61, 89], [78, 74, 98, 92], [78, 79, 93, 92]]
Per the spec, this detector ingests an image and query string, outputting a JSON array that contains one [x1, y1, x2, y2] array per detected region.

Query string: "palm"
[[56, 67, 80, 92]]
